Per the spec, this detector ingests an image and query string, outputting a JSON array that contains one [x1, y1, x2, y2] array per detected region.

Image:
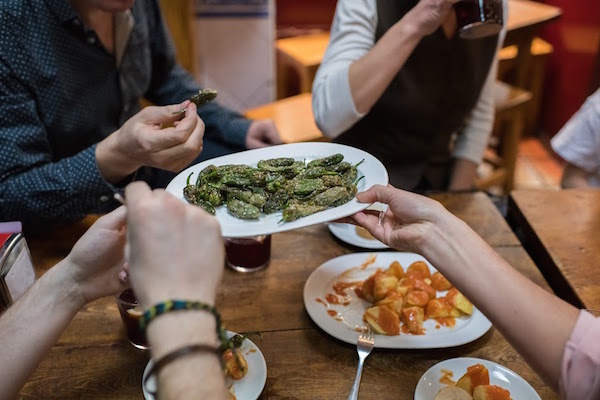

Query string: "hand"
[[96, 101, 205, 183], [245, 119, 282, 149], [403, 0, 461, 37], [62, 207, 128, 305], [124, 182, 224, 307], [348, 184, 449, 253]]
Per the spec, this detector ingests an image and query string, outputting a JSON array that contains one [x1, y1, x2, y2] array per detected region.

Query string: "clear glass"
[[224, 235, 272, 273], [454, 0, 503, 39], [115, 289, 149, 350]]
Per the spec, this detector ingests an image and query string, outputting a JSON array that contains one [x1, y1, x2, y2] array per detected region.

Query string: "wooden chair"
[[475, 81, 533, 193], [159, 0, 196, 74], [275, 32, 330, 98]]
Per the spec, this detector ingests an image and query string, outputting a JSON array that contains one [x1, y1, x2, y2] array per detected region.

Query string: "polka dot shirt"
[[0, 0, 250, 232]]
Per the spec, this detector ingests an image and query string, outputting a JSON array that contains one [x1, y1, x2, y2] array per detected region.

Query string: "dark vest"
[[335, 0, 498, 189]]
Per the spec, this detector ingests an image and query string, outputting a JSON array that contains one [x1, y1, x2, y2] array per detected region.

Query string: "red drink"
[[115, 289, 149, 350], [224, 235, 271, 273], [454, 0, 503, 39]]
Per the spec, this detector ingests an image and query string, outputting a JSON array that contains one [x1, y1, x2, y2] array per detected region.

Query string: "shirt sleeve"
[[0, 61, 121, 230], [143, 2, 249, 148], [452, 0, 508, 164], [311, 0, 374, 138], [560, 310, 600, 400], [550, 89, 600, 174]]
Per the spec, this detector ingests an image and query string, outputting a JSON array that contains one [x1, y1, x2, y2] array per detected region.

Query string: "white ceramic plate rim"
[[165, 143, 389, 238], [328, 202, 389, 249], [303, 252, 492, 349], [142, 330, 267, 400], [414, 357, 542, 400]]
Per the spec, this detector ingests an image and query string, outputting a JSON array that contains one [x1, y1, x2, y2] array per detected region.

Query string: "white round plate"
[[303, 252, 491, 349], [166, 142, 389, 238], [414, 357, 541, 399], [142, 331, 267, 400], [328, 202, 389, 249]]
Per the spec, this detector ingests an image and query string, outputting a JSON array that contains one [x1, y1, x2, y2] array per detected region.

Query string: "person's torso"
[[1, 0, 158, 160], [336, 0, 498, 189]]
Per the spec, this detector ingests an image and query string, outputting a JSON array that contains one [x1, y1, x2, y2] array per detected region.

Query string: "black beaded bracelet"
[[144, 344, 221, 397]]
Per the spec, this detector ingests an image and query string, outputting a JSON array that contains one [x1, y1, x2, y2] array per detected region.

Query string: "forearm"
[[349, 18, 422, 114], [0, 261, 84, 398], [147, 313, 228, 400], [0, 147, 119, 229], [560, 163, 592, 189], [448, 158, 478, 190], [420, 212, 579, 388]]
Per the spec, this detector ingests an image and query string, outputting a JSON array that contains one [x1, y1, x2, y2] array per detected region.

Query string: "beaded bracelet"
[[139, 300, 221, 332], [144, 343, 220, 396]]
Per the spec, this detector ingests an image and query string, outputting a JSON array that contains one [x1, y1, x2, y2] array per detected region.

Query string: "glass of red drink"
[[454, 0, 503, 39], [224, 234, 271, 273], [115, 288, 149, 350]]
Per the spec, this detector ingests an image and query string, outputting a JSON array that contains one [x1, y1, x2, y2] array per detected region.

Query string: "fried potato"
[[373, 273, 398, 301], [364, 305, 400, 335], [375, 292, 404, 315], [434, 386, 473, 400], [456, 364, 490, 395], [446, 288, 474, 315], [431, 271, 453, 291], [387, 260, 405, 280], [406, 261, 432, 279], [222, 348, 248, 380], [405, 289, 430, 307], [426, 298, 461, 318], [473, 385, 512, 400], [400, 306, 424, 334]]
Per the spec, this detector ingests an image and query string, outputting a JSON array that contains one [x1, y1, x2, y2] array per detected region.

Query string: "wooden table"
[[21, 192, 559, 399], [508, 189, 600, 310]]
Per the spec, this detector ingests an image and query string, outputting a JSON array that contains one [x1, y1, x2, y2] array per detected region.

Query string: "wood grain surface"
[[509, 189, 600, 310], [21, 193, 559, 399]]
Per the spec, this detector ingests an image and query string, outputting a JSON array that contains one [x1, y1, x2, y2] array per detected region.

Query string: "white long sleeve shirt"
[[312, 0, 507, 165]]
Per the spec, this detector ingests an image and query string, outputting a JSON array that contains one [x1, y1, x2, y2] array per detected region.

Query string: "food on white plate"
[[358, 260, 474, 335], [435, 363, 512, 400]]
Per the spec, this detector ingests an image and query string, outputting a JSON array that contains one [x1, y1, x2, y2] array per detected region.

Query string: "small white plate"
[[165, 142, 389, 238], [142, 331, 267, 400], [414, 357, 541, 400], [328, 202, 388, 249], [303, 252, 491, 349]]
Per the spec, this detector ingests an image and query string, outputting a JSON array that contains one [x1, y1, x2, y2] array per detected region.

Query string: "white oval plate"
[[166, 143, 388, 238], [303, 252, 491, 349], [142, 331, 267, 400], [414, 357, 541, 400]]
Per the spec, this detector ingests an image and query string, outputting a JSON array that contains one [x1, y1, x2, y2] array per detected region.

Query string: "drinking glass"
[[224, 235, 272, 273], [454, 0, 503, 39], [115, 288, 149, 350]]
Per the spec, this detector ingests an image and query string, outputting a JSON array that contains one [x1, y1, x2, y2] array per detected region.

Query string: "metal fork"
[[348, 326, 375, 400]]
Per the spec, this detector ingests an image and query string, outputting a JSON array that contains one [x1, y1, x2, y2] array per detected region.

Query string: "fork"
[[348, 326, 375, 400]]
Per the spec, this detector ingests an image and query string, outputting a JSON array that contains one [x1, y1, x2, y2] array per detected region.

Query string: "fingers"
[[356, 184, 402, 205], [125, 181, 153, 206], [94, 205, 127, 230]]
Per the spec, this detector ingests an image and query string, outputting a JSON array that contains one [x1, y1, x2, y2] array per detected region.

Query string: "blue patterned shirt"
[[0, 0, 250, 230]]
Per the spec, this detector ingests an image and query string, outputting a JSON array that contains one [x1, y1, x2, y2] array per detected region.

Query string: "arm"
[[560, 163, 594, 189], [551, 88, 600, 189], [351, 185, 580, 388], [312, 0, 460, 137], [125, 182, 228, 400], [0, 209, 128, 398]]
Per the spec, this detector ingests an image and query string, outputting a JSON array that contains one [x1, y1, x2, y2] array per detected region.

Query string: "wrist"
[[95, 134, 140, 183], [396, 12, 427, 43], [147, 312, 220, 359], [45, 259, 88, 312]]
